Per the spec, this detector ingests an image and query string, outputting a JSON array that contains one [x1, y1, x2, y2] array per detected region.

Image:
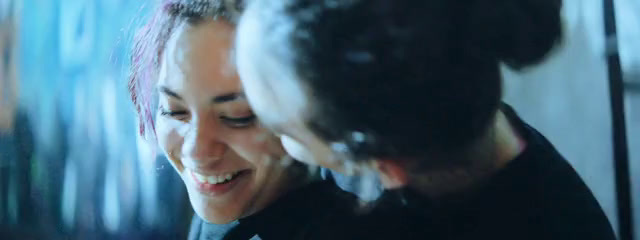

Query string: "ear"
[[372, 159, 409, 189]]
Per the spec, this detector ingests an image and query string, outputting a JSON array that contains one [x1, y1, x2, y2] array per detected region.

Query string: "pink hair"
[[129, 0, 239, 140], [128, 1, 181, 140]]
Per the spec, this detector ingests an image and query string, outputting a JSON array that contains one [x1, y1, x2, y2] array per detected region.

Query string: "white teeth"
[[196, 171, 241, 184], [207, 176, 218, 184], [194, 171, 206, 183]]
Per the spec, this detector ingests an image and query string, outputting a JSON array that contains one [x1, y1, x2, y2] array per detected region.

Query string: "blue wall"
[[4, 0, 190, 238]]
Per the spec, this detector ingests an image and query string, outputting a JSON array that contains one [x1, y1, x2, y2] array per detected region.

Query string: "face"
[[235, 8, 357, 175], [155, 20, 292, 224]]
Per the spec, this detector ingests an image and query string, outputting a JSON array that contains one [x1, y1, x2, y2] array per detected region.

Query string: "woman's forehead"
[[159, 20, 242, 96]]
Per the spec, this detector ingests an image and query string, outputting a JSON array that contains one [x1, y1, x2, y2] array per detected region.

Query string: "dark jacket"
[[338, 104, 617, 240], [189, 180, 361, 240], [189, 104, 616, 240]]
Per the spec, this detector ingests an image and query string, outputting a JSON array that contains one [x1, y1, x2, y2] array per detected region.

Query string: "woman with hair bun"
[[235, 0, 617, 239]]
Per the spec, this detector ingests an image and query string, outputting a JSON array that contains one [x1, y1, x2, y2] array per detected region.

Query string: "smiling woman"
[[128, 0, 360, 239], [154, 18, 290, 223]]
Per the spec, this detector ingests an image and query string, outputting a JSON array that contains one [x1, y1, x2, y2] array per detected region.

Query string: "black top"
[[338, 104, 617, 239], [190, 104, 616, 239], [189, 179, 360, 240]]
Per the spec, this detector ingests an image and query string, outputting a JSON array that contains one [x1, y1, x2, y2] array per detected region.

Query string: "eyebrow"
[[213, 93, 245, 104], [159, 86, 183, 100], [159, 86, 245, 104]]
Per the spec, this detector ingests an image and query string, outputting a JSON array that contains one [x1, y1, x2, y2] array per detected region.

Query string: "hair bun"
[[468, 0, 563, 69]]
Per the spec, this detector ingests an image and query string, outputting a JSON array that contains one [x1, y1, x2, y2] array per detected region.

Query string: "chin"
[[185, 185, 243, 224], [197, 211, 237, 224], [190, 196, 242, 224]]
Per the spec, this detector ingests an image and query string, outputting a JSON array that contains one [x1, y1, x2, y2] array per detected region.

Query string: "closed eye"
[[160, 108, 189, 121], [161, 110, 188, 116], [220, 115, 256, 128]]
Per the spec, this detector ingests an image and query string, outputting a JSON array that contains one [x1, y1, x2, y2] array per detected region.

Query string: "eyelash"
[[160, 110, 187, 117], [160, 109, 189, 121], [221, 115, 257, 128], [160, 108, 256, 128]]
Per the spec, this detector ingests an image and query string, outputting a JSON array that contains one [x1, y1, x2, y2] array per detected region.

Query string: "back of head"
[[273, 0, 563, 166]]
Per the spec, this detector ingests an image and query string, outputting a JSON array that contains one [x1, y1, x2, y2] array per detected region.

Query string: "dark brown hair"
[[278, 0, 563, 166], [128, 0, 244, 139]]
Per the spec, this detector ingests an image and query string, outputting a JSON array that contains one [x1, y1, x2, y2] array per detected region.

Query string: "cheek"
[[224, 128, 286, 165], [156, 119, 185, 162]]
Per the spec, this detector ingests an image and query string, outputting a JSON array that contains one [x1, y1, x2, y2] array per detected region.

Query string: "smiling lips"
[[192, 170, 242, 184], [188, 168, 247, 195]]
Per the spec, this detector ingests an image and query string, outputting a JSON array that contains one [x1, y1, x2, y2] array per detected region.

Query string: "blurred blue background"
[[1, 0, 191, 239], [0, 0, 638, 240]]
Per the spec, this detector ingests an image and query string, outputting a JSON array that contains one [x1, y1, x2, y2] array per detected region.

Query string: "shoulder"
[[500, 105, 615, 239], [285, 180, 366, 239], [304, 189, 418, 240]]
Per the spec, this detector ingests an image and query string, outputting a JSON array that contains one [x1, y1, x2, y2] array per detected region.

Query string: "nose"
[[182, 117, 227, 166]]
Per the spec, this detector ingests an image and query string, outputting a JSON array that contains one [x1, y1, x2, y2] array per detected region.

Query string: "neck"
[[408, 110, 526, 199], [275, 161, 319, 199]]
